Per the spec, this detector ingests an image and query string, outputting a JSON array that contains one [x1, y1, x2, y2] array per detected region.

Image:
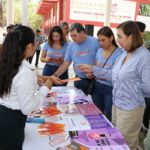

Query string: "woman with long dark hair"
[[40, 26, 69, 86], [0, 25, 52, 150]]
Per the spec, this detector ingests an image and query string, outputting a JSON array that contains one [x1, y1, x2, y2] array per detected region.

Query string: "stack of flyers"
[[59, 103, 80, 115], [61, 77, 81, 83], [66, 141, 89, 150], [48, 133, 70, 147], [85, 115, 112, 129], [55, 95, 91, 105], [41, 106, 62, 117], [64, 115, 91, 131], [76, 103, 102, 116], [27, 109, 45, 123], [28, 109, 42, 118], [44, 115, 63, 123], [68, 128, 130, 150], [38, 122, 65, 136]]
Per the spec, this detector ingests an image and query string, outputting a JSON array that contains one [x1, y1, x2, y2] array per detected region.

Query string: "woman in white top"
[[0, 25, 52, 150]]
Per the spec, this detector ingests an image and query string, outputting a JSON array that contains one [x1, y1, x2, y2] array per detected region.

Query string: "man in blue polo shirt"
[[51, 23, 100, 94]]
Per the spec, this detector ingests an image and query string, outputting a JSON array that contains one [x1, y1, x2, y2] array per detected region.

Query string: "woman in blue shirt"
[[77, 21, 150, 150], [87, 26, 122, 121], [40, 26, 69, 86]]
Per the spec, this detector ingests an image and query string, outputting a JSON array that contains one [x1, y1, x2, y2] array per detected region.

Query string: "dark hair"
[[36, 29, 41, 33], [60, 21, 69, 28], [135, 21, 146, 32], [6, 24, 14, 30], [97, 26, 118, 47], [0, 25, 35, 97], [69, 23, 85, 33], [48, 26, 65, 46], [117, 21, 143, 52]]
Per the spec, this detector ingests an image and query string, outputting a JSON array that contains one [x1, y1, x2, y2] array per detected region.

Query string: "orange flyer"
[[61, 77, 81, 83]]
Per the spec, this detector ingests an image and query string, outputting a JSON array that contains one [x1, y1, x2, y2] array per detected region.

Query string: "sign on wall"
[[68, 0, 136, 25]]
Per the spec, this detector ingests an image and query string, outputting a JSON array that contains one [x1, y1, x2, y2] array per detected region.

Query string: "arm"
[[40, 49, 64, 64], [140, 58, 150, 97], [38, 61, 71, 85], [53, 61, 71, 77], [93, 66, 112, 81], [15, 71, 52, 115], [40, 49, 49, 63], [77, 64, 112, 81]]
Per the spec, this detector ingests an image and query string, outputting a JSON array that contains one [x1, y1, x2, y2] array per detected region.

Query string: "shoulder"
[[14, 66, 35, 85], [67, 41, 76, 49], [87, 36, 98, 42], [97, 48, 103, 53], [63, 42, 69, 47], [43, 42, 51, 49], [96, 48, 103, 58], [137, 46, 150, 61], [115, 47, 123, 55]]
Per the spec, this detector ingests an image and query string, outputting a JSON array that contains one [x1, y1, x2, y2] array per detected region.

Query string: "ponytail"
[[0, 25, 35, 97]]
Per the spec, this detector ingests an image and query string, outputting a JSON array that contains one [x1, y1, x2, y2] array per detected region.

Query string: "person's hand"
[[54, 58, 64, 65], [50, 75, 64, 85], [76, 64, 93, 73], [37, 77, 45, 86], [86, 72, 95, 79], [44, 79, 53, 90], [45, 57, 51, 63]]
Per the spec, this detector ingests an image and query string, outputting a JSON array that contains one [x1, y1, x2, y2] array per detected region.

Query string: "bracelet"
[[53, 73, 58, 77]]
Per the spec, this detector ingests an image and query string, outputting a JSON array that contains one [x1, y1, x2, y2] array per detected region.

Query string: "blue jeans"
[[92, 81, 113, 121], [42, 64, 68, 86]]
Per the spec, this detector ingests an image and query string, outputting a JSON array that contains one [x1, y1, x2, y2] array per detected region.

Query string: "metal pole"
[[22, 0, 28, 25], [104, 0, 112, 26], [7, 0, 14, 25]]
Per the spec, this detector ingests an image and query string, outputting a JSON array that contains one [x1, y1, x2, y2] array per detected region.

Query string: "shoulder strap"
[[102, 47, 117, 68]]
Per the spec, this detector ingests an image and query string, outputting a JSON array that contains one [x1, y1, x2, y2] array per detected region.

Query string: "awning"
[[37, 0, 58, 15]]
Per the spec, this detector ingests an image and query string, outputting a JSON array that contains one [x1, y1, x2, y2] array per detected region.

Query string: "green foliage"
[[27, 1, 42, 30], [139, 4, 150, 16], [1, 0, 6, 26], [144, 32, 150, 48], [13, 0, 42, 30], [1, 0, 42, 29]]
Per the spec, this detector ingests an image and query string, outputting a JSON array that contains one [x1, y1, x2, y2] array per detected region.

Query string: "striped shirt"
[[93, 46, 150, 110]]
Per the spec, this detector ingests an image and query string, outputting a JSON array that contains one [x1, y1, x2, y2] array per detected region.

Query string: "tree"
[[14, 0, 42, 30], [27, 1, 42, 30], [0, 0, 8, 27], [0, 0, 3, 27]]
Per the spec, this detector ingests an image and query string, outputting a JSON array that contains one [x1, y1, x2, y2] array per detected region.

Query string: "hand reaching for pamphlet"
[[37, 77, 45, 86], [44, 79, 53, 90], [50, 75, 64, 85]]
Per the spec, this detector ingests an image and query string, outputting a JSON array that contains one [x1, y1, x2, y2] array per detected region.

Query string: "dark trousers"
[[0, 105, 27, 150], [143, 97, 150, 129], [42, 64, 68, 86], [74, 78, 93, 95], [35, 50, 40, 66], [92, 81, 113, 121]]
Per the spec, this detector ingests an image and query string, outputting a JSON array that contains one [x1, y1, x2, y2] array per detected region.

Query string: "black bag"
[[86, 78, 95, 95]]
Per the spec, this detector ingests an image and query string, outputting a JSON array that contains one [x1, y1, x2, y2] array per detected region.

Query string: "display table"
[[23, 86, 130, 150]]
